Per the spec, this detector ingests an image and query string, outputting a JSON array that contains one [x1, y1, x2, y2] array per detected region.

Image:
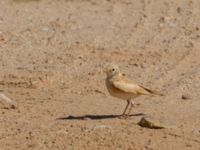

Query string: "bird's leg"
[[127, 100, 134, 115], [122, 99, 131, 116]]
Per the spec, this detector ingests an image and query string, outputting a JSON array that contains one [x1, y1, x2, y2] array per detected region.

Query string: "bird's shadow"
[[56, 113, 145, 120]]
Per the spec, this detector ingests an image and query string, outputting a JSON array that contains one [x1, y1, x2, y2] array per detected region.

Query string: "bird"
[[105, 64, 163, 116]]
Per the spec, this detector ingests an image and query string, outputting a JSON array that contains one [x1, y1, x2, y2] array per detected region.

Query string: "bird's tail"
[[141, 86, 164, 96]]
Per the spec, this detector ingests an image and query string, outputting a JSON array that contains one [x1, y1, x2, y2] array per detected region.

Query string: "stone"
[[181, 94, 191, 100], [138, 116, 169, 129]]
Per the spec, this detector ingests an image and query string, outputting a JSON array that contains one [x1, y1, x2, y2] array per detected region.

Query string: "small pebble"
[[181, 94, 191, 100]]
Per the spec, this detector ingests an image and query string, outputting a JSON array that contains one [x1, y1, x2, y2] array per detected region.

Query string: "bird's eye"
[[112, 68, 115, 71]]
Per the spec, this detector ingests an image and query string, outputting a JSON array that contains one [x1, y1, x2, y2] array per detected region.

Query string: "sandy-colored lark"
[[105, 64, 162, 116]]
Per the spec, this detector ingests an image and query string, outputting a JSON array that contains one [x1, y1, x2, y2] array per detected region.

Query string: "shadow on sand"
[[56, 113, 145, 120]]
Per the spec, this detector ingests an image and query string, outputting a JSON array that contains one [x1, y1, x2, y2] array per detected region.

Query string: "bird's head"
[[104, 64, 121, 78]]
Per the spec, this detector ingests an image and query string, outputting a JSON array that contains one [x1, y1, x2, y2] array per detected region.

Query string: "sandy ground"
[[0, 0, 200, 149]]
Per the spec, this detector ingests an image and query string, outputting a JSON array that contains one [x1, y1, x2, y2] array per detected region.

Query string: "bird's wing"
[[111, 77, 150, 95], [111, 76, 163, 96], [138, 85, 164, 96]]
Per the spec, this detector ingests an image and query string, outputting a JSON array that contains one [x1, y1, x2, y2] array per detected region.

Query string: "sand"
[[0, 0, 200, 149]]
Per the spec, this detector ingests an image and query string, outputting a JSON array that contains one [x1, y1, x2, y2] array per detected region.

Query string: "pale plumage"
[[105, 64, 162, 116]]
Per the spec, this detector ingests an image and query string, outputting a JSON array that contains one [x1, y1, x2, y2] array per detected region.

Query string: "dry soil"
[[0, 0, 200, 149]]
